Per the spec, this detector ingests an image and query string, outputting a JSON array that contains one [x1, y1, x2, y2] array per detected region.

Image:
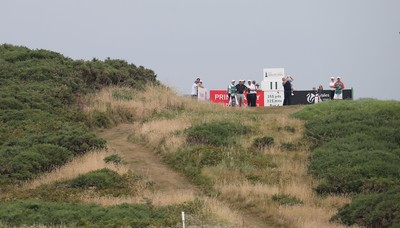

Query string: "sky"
[[1, 0, 400, 100]]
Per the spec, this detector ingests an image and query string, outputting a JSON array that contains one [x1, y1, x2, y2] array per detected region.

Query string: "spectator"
[[248, 80, 257, 107], [191, 78, 200, 98], [333, 77, 345, 100], [197, 80, 207, 101], [329, 77, 335, 100], [227, 80, 237, 107], [235, 80, 247, 107], [246, 80, 252, 107]]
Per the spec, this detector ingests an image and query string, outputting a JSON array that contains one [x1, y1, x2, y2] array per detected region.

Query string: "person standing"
[[329, 77, 335, 100], [248, 80, 257, 107], [197, 80, 207, 101], [282, 76, 293, 106], [235, 80, 247, 107], [191, 78, 200, 99], [227, 80, 237, 106], [246, 80, 252, 107], [333, 77, 345, 100]]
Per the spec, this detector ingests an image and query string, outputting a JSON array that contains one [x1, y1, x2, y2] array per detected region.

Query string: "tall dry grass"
[[23, 150, 128, 189]]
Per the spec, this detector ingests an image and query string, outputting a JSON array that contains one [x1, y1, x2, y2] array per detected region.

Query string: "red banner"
[[210, 90, 264, 107]]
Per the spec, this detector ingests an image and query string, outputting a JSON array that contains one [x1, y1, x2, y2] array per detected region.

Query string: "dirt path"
[[96, 124, 198, 194], [97, 123, 267, 227]]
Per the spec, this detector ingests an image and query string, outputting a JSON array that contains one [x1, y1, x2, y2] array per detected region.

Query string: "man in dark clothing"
[[282, 76, 293, 106], [235, 80, 247, 107]]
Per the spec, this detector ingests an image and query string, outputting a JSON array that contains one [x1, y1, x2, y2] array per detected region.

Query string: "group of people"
[[329, 76, 345, 100], [191, 77, 206, 99], [227, 79, 259, 107]]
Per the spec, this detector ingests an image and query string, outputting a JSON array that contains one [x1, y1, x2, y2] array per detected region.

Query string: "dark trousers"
[[249, 93, 257, 107], [330, 90, 335, 100], [283, 90, 291, 105]]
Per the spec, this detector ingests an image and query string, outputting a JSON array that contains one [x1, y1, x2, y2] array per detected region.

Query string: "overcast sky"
[[2, 0, 399, 100]]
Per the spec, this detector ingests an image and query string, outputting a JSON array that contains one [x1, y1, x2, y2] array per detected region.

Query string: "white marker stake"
[[182, 211, 185, 228]]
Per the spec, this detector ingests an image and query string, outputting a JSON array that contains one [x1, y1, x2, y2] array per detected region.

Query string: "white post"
[[182, 211, 185, 228]]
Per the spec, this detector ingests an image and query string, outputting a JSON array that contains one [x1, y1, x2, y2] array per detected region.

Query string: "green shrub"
[[104, 154, 123, 165], [66, 169, 125, 190], [294, 100, 400, 227], [331, 189, 400, 228], [252, 136, 274, 149], [272, 194, 304, 206], [0, 199, 200, 227], [186, 121, 249, 147], [280, 142, 297, 151]]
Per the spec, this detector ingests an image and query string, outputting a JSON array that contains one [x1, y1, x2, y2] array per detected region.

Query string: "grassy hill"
[[1, 44, 399, 227]]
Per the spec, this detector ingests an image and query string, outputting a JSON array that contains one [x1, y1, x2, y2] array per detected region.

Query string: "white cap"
[[231, 79, 235, 82], [337, 76, 341, 79], [331, 77, 334, 79]]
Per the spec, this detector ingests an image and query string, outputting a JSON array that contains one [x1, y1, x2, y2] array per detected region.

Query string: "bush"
[[186, 121, 249, 147], [66, 169, 125, 190], [280, 142, 297, 151], [294, 100, 400, 227], [104, 154, 123, 165], [272, 194, 303, 206], [252, 136, 274, 150], [0, 199, 200, 227], [331, 189, 400, 228]]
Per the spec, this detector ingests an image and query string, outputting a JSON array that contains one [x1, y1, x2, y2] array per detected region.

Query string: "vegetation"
[[272, 194, 304, 206], [0, 199, 199, 227], [0, 44, 156, 184], [185, 120, 249, 147], [293, 100, 400, 227], [103, 154, 123, 165]]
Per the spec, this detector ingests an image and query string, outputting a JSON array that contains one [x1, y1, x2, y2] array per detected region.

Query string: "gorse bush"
[[186, 121, 249, 147], [0, 44, 157, 183], [331, 189, 400, 228], [294, 100, 400, 227]]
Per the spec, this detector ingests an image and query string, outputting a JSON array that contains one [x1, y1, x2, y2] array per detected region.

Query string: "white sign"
[[261, 68, 285, 106], [264, 91, 284, 106]]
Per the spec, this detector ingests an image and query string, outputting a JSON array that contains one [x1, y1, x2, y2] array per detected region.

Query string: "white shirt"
[[191, 82, 198, 95], [329, 81, 335, 91], [248, 84, 257, 94]]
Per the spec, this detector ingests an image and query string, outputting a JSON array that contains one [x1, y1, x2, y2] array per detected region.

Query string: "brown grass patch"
[[23, 150, 128, 189]]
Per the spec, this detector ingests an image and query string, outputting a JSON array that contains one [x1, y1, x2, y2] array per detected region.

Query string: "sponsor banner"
[[291, 89, 353, 104], [210, 90, 265, 106]]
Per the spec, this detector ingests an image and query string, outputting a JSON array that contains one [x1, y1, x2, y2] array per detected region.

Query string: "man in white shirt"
[[247, 80, 257, 107], [191, 78, 200, 98], [329, 77, 335, 100]]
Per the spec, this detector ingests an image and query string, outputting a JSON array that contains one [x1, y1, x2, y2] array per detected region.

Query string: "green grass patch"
[[272, 194, 304, 206], [185, 120, 249, 147], [166, 145, 276, 194], [0, 199, 200, 227]]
